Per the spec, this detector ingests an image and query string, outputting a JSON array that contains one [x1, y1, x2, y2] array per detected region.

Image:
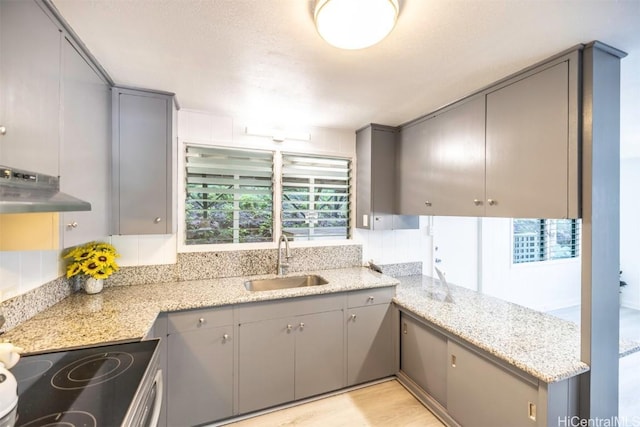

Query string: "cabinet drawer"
[[237, 293, 344, 323], [168, 306, 233, 334], [347, 287, 395, 308]]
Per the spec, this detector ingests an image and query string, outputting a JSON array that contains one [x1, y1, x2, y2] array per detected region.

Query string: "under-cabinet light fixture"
[[245, 126, 311, 142], [314, 0, 399, 50]]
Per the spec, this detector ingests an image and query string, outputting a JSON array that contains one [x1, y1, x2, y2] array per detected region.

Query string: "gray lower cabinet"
[[447, 340, 538, 427], [400, 312, 448, 406], [347, 288, 396, 385], [112, 87, 175, 235], [238, 309, 344, 414], [166, 308, 234, 426]]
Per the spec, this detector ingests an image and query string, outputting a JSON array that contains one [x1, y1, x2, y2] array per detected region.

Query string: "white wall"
[[0, 250, 62, 301], [425, 215, 581, 311], [620, 158, 640, 309], [480, 218, 581, 312]]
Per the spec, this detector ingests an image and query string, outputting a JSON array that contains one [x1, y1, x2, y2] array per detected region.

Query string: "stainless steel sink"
[[244, 275, 328, 292]]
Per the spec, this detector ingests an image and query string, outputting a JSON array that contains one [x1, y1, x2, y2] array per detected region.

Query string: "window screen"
[[281, 154, 351, 241], [513, 218, 581, 264], [185, 146, 273, 245]]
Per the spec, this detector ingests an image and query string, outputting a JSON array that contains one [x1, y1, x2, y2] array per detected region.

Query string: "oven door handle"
[[148, 369, 163, 427]]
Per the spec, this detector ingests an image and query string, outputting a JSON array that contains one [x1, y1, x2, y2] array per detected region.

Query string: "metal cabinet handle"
[[350, 314, 357, 321], [286, 324, 293, 332], [299, 322, 305, 330], [487, 199, 497, 206], [222, 333, 230, 342], [0, 126, 6, 135], [451, 354, 457, 368], [473, 199, 482, 206], [367, 296, 375, 302], [198, 318, 206, 325], [154, 217, 162, 224], [424, 201, 432, 207], [403, 322, 408, 335], [67, 222, 78, 229]]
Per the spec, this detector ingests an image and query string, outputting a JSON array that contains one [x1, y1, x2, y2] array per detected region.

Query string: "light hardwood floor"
[[224, 380, 444, 427]]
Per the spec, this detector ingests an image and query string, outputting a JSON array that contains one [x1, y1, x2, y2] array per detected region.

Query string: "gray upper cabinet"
[[397, 50, 580, 219], [112, 87, 174, 235], [398, 97, 485, 216], [356, 124, 417, 230], [0, 0, 61, 175], [485, 57, 579, 218], [60, 39, 110, 248]]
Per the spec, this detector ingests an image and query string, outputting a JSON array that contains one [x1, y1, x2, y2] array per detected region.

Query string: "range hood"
[[0, 165, 91, 213]]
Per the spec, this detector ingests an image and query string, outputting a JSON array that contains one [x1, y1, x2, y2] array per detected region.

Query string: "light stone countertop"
[[2, 267, 398, 354], [393, 275, 590, 383]]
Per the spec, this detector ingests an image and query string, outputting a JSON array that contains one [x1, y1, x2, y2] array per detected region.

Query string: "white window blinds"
[[281, 154, 351, 241], [185, 146, 273, 245], [513, 218, 581, 264]]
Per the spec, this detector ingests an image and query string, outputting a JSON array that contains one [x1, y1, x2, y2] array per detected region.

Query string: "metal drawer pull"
[[222, 334, 229, 342], [487, 199, 497, 206], [350, 314, 357, 321], [473, 199, 482, 206], [424, 201, 432, 207], [198, 318, 206, 325], [299, 322, 305, 330], [67, 222, 78, 229], [154, 217, 162, 223], [367, 296, 375, 302], [286, 324, 293, 332]]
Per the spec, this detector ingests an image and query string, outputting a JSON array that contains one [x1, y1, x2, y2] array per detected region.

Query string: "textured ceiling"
[[52, 0, 640, 157]]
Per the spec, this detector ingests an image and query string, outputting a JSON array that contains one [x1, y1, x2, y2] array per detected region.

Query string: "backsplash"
[[0, 245, 362, 332]]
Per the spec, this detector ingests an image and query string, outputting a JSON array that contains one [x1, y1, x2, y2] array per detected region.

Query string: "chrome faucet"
[[277, 233, 292, 276]]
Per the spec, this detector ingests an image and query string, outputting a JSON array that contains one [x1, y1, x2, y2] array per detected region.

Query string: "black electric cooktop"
[[11, 340, 159, 427]]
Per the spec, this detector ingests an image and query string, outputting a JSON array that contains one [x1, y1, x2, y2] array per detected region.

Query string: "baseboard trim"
[[211, 377, 396, 426], [396, 371, 461, 427]]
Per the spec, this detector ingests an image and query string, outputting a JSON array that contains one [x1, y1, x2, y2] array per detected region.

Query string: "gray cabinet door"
[[397, 117, 431, 215], [426, 97, 486, 216], [485, 61, 571, 218], [397, 97, 485, 217], [238, 318, 295, 414], [60, 39, 110, 248], [295, 310, 344, 399], [112, 88, 172, 235], [0, 0, 61, 175], [400, 313, 448, 406], [347, 304, 395, 386], [447, 340, 538, 427], [167, 325, 233, 426]]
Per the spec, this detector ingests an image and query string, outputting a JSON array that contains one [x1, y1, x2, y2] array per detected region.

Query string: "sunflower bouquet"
[[64, 241, 120, 280]]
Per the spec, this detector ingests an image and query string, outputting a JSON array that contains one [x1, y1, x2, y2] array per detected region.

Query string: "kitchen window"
[[183, 145, 352, 247], [281, 154, 351, 241], [512, 218, 581, 264], [184, 146, 274, 245]]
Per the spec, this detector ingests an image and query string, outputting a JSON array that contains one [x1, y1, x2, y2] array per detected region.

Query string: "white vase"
[[83, 277, 104, 294]]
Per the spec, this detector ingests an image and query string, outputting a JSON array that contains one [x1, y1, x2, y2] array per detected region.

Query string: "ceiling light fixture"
[[314, 0, 399, 50]]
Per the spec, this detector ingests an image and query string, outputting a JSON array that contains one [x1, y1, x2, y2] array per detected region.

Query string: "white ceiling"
[[52, 0, 640, 157]]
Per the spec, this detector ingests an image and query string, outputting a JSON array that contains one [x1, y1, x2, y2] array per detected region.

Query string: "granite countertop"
[[393, 275, 590, 383], [2, 267, 398, 354]]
